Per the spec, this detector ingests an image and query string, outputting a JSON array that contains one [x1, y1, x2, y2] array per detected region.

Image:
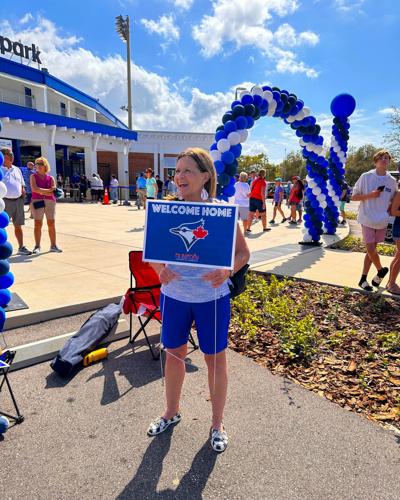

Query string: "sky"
[[0, 0, 399, 162]]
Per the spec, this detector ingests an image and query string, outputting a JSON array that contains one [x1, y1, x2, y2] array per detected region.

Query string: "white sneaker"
[[32, 246, 41, 254]]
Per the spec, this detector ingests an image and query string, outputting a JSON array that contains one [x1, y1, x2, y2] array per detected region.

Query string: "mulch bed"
[[229, 275, 400, 431]]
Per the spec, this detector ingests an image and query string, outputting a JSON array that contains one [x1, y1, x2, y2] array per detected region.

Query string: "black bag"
[[50, 303, 121, 377], [228, 264, 250, 299], [32, 199, 45, 209]]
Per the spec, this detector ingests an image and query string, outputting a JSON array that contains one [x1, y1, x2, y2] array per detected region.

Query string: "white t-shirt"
[[2, 165, 25, 199], [110, 178, 119, 188], [353, 169, 398, 229], [234, 181, 250, 207]]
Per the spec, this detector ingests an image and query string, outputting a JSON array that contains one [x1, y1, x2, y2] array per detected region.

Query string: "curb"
[[4, 295, 123, 331], [10, 318, 130, 371]]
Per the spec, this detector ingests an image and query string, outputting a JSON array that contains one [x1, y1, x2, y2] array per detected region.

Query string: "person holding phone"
[[352, 150, 397, 291], [30, 157, 62, 254]]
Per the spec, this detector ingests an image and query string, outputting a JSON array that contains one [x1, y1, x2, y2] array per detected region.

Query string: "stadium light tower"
[[115, 15, 132, 130]]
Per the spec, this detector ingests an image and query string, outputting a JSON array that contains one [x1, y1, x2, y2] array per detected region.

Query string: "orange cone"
[[103, 188, 110, 205]]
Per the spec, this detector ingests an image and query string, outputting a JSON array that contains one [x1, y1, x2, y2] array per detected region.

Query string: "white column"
[[84, 147, 98, 178], [40, 142, 56, 169], [153, 144, 159, 174], [159, 149, 164, 179], [117, 151, 129, 201]]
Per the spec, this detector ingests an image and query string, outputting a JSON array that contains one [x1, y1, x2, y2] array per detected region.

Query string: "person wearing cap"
[[269, 177, 287, 224], [0, 148, 32, 255]]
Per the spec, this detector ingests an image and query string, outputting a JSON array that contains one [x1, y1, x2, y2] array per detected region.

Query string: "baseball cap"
[[292, 175, 300, 180], [274, 177, 282, 181]]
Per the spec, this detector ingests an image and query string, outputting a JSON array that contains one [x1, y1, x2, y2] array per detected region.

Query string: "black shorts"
[[249, 197, 265, 213], [274, 201, 281, 207]]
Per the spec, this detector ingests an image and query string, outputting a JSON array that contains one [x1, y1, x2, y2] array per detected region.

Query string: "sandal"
[[386, 285, 400, 296], [210, 426, 228, 453], [359, 279, 373, 292], [147, 413, 182, 436]]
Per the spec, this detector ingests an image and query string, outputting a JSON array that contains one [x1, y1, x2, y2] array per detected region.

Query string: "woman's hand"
[[158, 266, 180, 285], [202, 269, 231, 288]]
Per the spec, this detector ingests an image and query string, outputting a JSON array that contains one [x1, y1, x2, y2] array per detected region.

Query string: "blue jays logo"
[[169, 219, 209, 251]]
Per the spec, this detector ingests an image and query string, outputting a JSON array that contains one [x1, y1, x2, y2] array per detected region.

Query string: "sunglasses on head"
[[35, 162, 45, 166]]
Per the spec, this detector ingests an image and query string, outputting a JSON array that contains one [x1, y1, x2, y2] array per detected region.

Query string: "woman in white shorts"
[[30, 157, 62, 253], [234, 171, 251, 232]]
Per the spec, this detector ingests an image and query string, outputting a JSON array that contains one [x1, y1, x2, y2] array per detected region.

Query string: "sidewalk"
[[1, 336, 398, 499], [4, 202, 350, 331]]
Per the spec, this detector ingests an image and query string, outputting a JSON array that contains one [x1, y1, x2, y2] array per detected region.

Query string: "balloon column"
[[324, 94, 357, 234], [210, 87, 356, 244], [0, 120, 13, 334]]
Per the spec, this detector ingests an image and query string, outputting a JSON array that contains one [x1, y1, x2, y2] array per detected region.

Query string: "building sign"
[[0, 138, 12, 150], [143, 200, 238, 269], [0, 36, 42, 64]]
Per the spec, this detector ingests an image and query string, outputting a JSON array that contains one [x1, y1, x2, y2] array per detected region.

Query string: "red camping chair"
[[124, 251, 198, 360]]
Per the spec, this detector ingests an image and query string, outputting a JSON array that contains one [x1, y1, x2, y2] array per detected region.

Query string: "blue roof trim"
[[0, 57, 128, 129], [0, 102, 137, 141]]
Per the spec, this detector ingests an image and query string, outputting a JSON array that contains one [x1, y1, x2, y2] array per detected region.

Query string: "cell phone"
[[377, 186, 385, 192]]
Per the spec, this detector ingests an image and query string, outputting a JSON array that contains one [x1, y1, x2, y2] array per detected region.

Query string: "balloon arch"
[[209, 86, 356, 244]]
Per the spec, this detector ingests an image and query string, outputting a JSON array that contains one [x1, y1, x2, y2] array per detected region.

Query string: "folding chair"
[[0, 349, 24, 425], [124, 250, 198, 360]]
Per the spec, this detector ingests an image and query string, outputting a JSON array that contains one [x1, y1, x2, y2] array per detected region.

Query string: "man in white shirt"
[[352, 149, 397, 291], [1, 148, 32, 255], [109, 175, 119, 204]]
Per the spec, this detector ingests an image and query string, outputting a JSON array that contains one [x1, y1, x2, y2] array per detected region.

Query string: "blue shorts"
[[160, 293, 230, 354]]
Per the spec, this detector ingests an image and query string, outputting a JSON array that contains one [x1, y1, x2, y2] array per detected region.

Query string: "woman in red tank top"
[[30, 157, 62, 254]]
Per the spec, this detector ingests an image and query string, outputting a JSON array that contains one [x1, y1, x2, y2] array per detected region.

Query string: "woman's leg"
[[246, 211, 255, 231], [290, 204, 296, 221], [34, 220, 43, 247], [387, 242, 400, 288], [205, 350, 228, 431], [47, 219, 57, 246], [163, 344, 187, 419]]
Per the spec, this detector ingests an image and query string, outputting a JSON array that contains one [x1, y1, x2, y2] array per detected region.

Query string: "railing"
[[0, 89, 35, 108]]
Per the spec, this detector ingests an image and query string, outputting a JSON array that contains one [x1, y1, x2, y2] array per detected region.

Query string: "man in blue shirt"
[[136, 172, 147, 209], [20, 161, 35, 204]]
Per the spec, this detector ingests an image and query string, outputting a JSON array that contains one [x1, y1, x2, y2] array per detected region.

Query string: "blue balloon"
[[215, 130, 226, 142], [223, 184, 235, 197], [221, 151, 235, 165], [214, 161, 225, 174], [0, 272, 14, 289], [210, 143, 218, 151], [224, 120, 237, 134], [0, 415, 9, 434], [0, 289, 11, 307], [218, 173, 230, 187], [235, 116, 247, 130], [0, 229, 6, 245], [0, 151, 3, 167], [0, 169, 3, 182], [241, 94, 254, 105], [0, 260, 10, 276], [0, 242, 12, 260], [262, 85, 272, 91], [0, 306, 5, 330], [246, 116, 254, 128], [253, 94, 263, 107], [330, 93, 356, 117], [230, 100, 241, 110], [231, 144, 242, 158]]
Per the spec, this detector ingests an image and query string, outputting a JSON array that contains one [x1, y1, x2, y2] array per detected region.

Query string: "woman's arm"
[[390, 192, 400, 217]]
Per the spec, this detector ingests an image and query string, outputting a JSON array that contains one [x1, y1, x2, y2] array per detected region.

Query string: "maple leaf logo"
[[193, 226, 208, 239]]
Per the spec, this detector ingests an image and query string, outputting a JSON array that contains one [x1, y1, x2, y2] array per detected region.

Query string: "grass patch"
[[344, 211, 357, 220], [331, 235, 396, 256], [229, 273, 400, 430]]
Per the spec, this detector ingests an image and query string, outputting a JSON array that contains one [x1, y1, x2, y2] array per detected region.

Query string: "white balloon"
[[227, 131, 241, 146], [333, 146, 340, 153], [267, 100, 277, 116], [301, 227, 309, 234], [238, 129, 249, 143], [295, 109, 305, 121], [315, 146, 323, 155], [317, 195, 325, 203], [217, 138, 230, 152], [299, 139, 307, 147], [313, 187, 322, 195], [251, 86, 264, 97], [306, 144, 313, 152], [210, 149, 221, 162], [320, 200, 327, 209], [0, 182, 7, 198], [302, 106, 311, 117], [263, 90, 273, 103], [303, 233, 313, 243], [0, 199, 4, 213], [239, 90, 251, 99], [287, 115, 296, 123]]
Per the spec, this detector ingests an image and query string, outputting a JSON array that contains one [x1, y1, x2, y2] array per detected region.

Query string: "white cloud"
[[334, 0, 365, 12], [20, 13, 34, 25], [172, 0, 194, 10], [192, 0, 319, 78], [378, 107, 394, 115], [140, 15, 180, 42], [0, 15, 237, 133]]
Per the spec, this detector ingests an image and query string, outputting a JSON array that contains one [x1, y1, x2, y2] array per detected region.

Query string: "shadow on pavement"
[[116, 432, 217, 499]]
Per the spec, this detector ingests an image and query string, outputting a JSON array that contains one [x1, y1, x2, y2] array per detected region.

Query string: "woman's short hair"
[[239, 171, 248, 182], [373, 149, 392, 163], [35, 156, 50, 173], [176, 148, 217, 198]]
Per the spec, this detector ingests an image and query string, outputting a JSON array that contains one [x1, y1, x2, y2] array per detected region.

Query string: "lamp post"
[[116, 15, 132, 130], [235, 86, 247, 101]]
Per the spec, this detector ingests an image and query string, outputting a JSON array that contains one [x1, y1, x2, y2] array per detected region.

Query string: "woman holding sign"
[[147, 148, 250, 453]]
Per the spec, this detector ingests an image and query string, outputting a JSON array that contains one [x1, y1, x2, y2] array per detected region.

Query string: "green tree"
[[237, 153, 278, 180], [383, 106, 400, 159], [277, 151, 306, 181], [344, 144, 380, 185]]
